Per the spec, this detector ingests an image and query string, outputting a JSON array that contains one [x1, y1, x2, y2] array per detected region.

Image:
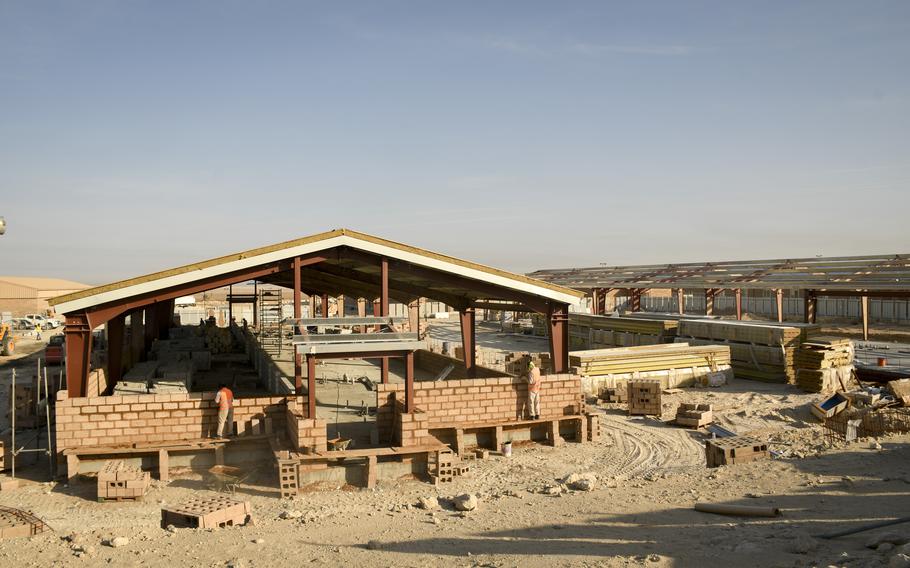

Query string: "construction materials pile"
[[567, 314, 678, 350], [503, 352, 552, 375], [676, 320, 820, 383], [571, 343, 733, 394], [795, 336, 855, 393]]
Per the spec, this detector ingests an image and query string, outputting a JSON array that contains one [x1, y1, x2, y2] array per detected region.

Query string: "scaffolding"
[[258, 289, 283, 356]]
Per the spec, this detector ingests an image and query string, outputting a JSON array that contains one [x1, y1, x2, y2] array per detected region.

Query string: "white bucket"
[[502, 441, 512, 457]]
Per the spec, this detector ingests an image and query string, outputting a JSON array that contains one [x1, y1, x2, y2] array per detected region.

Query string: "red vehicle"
[[45, 334, 65, 365]]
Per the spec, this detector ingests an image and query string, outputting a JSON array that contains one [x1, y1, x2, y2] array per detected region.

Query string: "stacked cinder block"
[[705, 437, 769, 468], [161, 495, 251, 529], [675, 403, 713, 428], [54, 391, 303, 458], [97, 459, 150, 501], [627, 380, 662, 416], [397, 407, 432, 447]]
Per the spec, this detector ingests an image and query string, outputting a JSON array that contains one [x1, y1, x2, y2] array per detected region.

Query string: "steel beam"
[[129, 309, 144, 364], [548, 303, 570, 373], [704, 288, 716, 316], [294, 257, 302, 391], [106, 315, 124, 393], [804, 291, 817, 324], [406, 351, 415, 413], [860, 295, 870, 340], [591, 288, 600, 315], [734, 288, 743, 320], [306, 354, 316, 418], [775, 289, 784, 323], [408, 300, 420, 339], [630, 289, 642, 312], [321, 294, 329, 317], [459, 307, 477, 378], [64, 313, 92, 398], [675, 288, 684, 315]]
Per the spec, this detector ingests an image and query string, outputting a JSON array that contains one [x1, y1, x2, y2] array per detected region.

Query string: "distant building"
[[0, 277, 91, 317]]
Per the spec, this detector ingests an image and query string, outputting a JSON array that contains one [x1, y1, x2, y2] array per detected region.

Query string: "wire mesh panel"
[[824, 407, 910, 443]]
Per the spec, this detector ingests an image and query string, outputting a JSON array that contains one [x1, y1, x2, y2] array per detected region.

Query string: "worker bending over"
[[524, 361, 541, 420], [215, 383, 234, 437]]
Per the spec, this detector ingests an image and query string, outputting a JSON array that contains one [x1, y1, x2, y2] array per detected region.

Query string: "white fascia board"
[[55, 234, 578, 314]]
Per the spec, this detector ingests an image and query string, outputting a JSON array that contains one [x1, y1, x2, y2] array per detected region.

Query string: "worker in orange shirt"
[[524, 361, 541, 420], [215, 383, 234, 437]]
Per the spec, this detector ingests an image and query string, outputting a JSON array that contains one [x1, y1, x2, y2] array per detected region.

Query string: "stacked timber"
[[676, 320, 820, 384], [794, 336, 855, 393], [568, 314, 678, 350], [570, 343, 733, 393]]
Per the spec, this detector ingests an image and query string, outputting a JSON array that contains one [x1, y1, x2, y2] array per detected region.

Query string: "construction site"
[[0, 229, 908, 567]]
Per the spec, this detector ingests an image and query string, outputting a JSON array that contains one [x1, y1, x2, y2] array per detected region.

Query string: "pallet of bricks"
[[705, 436, 769, 468], [794, 336, 855, 393], [97, 459, 150, 502], [161, 495, 251, 529], [676, 320, 820, 383], [571, 343, 733, 393], [675, 403, 713, 428], [568, 314, 678, 350], [428, 448, 470, 486], [503, 352, 552, 375], [627, 379, 662, 416]]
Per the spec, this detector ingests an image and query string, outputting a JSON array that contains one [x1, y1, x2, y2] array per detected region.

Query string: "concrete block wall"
[[285, 398, 326, 453], [55, 391, 305, 454], [377, 374, 583, 442]]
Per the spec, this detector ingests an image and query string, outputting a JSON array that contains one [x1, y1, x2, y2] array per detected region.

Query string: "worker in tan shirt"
[[524, 361, 541, 420], [215, 383, 234, 437]]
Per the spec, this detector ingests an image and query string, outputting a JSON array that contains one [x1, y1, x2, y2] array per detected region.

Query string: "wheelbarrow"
[[206, 465, 255, 494]]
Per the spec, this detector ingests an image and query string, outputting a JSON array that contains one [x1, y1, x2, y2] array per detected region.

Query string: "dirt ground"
[[1, 327, 909, 567]]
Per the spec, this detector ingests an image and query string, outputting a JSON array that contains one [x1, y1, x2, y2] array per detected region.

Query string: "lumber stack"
[[676, 320, 820, 384], [570, 343, 733, 392], [568, 314, 678, 350], [795, 336, 855, 393]]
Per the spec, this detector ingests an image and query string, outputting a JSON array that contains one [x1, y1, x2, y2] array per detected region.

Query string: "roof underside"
[[51, 229, 582, 315], [528, 254, 910, 292]]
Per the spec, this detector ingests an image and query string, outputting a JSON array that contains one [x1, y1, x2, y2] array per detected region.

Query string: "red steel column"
[[309, 295, 316, 319], [459, 307, 477, 378], [156, 300, 173, 339], [64, 312, 93, 398], [306, 354, 317, 418], [408, 300, 420, 338], [804, 291, 817, 324], [704, 288, 716, 316], [734, 288, 743, 320], [591, 289, 600, 315], [405, 351, 415, 413], [144, 306, 156, 353], [548, 303, 570, 373], [293, 257, 302, 391], [130, 309, 144, 364], [321, 294, 329, 317], [675, 288, 685, 315], [775, 289, 784, 323], [106, 315, 125, 393], [860, 295, 870, 341], [380, 257, 390, 383]]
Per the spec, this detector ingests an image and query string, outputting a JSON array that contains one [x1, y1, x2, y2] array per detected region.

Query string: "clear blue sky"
[[1, 1, 908, 284]]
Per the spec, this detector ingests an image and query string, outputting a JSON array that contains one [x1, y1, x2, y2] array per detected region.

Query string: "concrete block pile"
[[97, 459, 150, 501]]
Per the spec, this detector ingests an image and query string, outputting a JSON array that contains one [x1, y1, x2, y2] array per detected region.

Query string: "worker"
[[524, 361, 541, 420], [215, 383, 234, 437], [35, 322, 42, 341]]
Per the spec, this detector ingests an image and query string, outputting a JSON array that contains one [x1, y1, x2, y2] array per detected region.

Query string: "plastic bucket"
[[878, 357, 888, 367], [502, 441, 512, 457]]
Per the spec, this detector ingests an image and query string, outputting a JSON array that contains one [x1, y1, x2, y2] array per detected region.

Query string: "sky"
[[1, 1, 908, 284]]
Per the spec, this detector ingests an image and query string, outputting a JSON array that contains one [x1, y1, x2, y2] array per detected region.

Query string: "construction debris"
[[888, 379, 910, 406], [694, 502, 781, 517], [0, 506, 50, 539], [675, 403, 713, 428], [811, 392, 850, 421]]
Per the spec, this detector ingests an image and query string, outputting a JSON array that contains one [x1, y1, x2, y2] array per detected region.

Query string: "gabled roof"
[[51, 229, 583, 314]]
